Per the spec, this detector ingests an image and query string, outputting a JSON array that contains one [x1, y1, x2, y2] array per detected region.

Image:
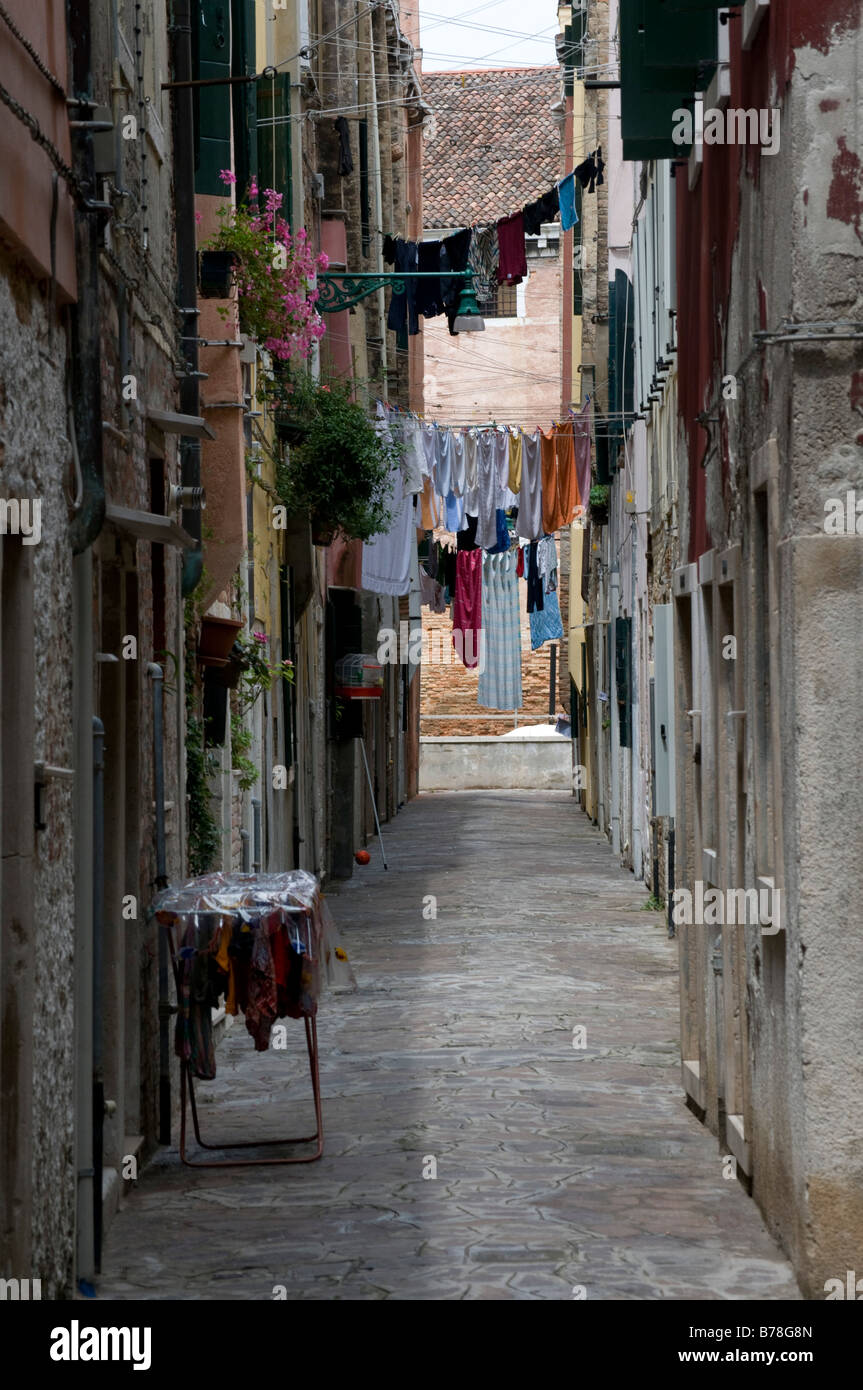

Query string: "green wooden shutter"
[[194, 1, 232, 195], [256, 72, 292, 227], [231, 0, 258, 199]]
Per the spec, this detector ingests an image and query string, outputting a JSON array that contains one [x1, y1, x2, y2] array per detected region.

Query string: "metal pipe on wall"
[[147, 664, 171, 1146], [91, 717, 105, 1273], [73, 551, 95, 1289], [367, 4, 388, 398]]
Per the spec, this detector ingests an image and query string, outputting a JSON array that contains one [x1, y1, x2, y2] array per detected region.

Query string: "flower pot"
[[198, 249, 238, 299], [197, 616, 244, 664], [206, 642, 250, 689]]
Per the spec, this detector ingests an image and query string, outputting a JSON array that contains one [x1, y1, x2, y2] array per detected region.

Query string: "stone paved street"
[[98, 791, 800, 1300]]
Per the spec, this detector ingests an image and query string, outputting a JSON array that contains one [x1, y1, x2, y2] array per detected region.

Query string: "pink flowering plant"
[[204, 173, 329, 362], [233, 627, 294, 717]]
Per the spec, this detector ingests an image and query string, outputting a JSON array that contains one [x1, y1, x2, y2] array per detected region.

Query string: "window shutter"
[[194, 2, 232, 195], [257, 72, 293, 226]]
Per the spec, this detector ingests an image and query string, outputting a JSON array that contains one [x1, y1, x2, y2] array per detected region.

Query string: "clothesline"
[[383, 149, 604, 337]]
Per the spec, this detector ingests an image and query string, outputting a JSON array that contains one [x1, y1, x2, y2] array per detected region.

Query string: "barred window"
[[479, 282, 519, 319]]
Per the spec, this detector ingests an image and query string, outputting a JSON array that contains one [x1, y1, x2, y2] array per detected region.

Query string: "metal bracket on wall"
[[317, 270, 473, 313]]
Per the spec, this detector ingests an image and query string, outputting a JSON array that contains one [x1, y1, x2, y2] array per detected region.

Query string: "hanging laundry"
[[496, 211, 527, 286], [477, 550, 522, 710], [540, 427, 565, 534], [558, 173, 578, 231], [457, 512, 479, 551], [486, 509, 511, 554], [508, 431, 523, 494], [393, 408, 424, 494], [463, 430, 479, 514], [529, 586, 564, 651], [523, 186, 560, 236], [419, 565, 447, 613], [362, 407, 415, 596], [433, 426, 453, 501], [440, 226, 472, 335], [468, 224, 499, 305], [554, 420, 579, 525], [417, 239, 444, 318], [574, 153, 599, 191], [573, 398, 592, 508], [595, 146, 605, 187], [537, 534, 558, 593], [386, 238, 419, 336], [420, 474, 440, 531], [517, 430, 543, 540], [335, 116, 354, 175], [452, 548, 483, 668], [476, 431, 503, 550], [525, 541, 544, 614]]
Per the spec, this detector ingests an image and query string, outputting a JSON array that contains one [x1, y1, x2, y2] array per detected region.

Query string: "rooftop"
[[421, 67, 561, 229]]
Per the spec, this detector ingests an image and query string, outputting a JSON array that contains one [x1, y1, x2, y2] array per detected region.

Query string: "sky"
[[411, 0, 559, 72]]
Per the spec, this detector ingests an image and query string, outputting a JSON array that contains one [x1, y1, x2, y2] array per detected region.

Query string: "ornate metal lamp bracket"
[[316, 271, 473, 313]]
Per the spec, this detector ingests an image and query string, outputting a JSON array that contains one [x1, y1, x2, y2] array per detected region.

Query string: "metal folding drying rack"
[[166, 902, 324, 1168]]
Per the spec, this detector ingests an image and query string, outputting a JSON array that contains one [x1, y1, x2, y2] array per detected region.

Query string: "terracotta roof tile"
[[421, 67, 560, 229]]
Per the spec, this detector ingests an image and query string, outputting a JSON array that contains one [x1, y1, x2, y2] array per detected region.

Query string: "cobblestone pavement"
[[98, 791, 800, 1300]]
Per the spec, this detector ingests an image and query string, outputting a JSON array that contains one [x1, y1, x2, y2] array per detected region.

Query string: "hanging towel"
[[476, 432, 502, 550], [554, 421, 578, 525], [496, 211, 527, 286], [517, 430, 543, 540], [558, 173, 578, 231], [486, 509, 510, 554], [468, 224, 499, 305], [463, 430, 479, 514], [537, 534, 558, 592], [362, 423, 414, 595], [573, 399, 592, 508], [434, 428, 453, 502], [387, 238, 419, 335], [508, 431, 523, 493], [450, 430, 467, 498], [420, 474, 440, 531], [477, 550, 522, 710], [420, 420, 438, 479], [398, 412, 424, 494], [540, 427, 565, 534], [452, 549, 483, 668], [529, 586, 564, 651]]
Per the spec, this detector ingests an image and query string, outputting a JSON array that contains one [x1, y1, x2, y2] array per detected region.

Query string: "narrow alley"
[[97, 792, 798, 1301]]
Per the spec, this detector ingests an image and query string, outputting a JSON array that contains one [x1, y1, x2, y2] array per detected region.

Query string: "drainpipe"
[[367, 4, 388, 398], [67, 0, 106, 555], [251, 796, 262, 872], [240, 827, 251, 872], [91, 717, 105, 1273], [147, 664, 171, 1144], [171, 0, 203, 595], [610, 565, 621, 857], [73, 552, 95, 1290], [631, 512, 642, 878]]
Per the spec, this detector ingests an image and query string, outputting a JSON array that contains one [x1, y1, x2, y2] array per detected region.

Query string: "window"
[[479, 283, 518, 319]]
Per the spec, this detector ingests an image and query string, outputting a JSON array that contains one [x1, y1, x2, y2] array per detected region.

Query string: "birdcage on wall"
[[334, 653, 384, 699]]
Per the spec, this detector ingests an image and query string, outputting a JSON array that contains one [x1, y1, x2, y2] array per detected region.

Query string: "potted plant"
[[589, 483, 610, 526], [197, 615, 244, 665], [201, 171, 329, 362], [198, 249, 238, 299], [276, 376, 398, 544]]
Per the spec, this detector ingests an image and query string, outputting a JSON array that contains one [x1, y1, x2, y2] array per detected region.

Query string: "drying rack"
[[161, 893, 325, 1170]]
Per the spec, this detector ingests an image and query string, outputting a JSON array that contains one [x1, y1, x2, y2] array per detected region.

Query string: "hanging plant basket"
[[205, 641, 252, 690], [197, 616, 244, 665], [198, 249, 239, 299]]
